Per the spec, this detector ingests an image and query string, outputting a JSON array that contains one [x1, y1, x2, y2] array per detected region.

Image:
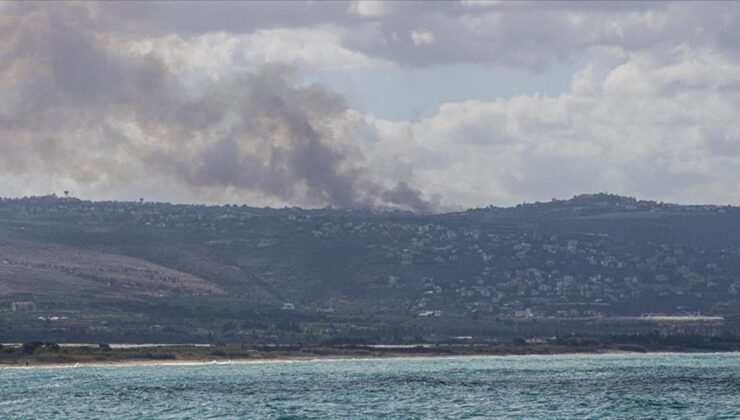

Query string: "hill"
[[0, 193, 739, 343]]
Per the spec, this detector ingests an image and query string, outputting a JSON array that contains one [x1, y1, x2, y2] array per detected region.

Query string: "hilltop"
[[0, 193, 739, 343]]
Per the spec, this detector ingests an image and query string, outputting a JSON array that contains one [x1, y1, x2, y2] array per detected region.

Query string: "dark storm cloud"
[[0, 2, 435, 211]]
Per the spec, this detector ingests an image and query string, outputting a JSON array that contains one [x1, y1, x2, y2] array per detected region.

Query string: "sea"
[[1, 353, 738, 419]]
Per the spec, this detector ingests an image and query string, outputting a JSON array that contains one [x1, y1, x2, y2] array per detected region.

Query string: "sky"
[[2, 1, 740, 211]]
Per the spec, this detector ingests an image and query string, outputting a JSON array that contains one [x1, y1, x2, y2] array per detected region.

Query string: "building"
[[11, 301, 36, 312], [514, 308, 534, 319]]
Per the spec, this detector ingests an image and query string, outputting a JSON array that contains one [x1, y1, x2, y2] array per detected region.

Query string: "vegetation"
[[1, 193, 739, 344], [2, 333, 739, 366]]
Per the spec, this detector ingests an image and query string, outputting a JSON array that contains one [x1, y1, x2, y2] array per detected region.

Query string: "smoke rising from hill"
[[0, 2, 435, 211]]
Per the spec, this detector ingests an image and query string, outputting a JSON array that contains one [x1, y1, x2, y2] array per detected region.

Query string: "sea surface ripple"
[[1, 353, 738, 419]]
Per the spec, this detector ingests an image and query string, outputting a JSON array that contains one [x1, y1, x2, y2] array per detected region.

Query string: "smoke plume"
[[0, 2, 436, 212]]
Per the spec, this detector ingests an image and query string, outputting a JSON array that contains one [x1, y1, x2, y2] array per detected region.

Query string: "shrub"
[[44, 342, 60, 352], [22, 341, 44, 354]]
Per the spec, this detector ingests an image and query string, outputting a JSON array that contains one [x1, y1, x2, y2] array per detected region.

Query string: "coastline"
[[2, 346, 739, 369]]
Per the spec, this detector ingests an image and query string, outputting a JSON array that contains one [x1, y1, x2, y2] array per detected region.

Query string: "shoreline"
[[2, 347, 739, 369]]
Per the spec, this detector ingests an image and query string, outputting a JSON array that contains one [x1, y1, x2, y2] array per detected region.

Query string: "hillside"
[[1, 193, 739, 343]]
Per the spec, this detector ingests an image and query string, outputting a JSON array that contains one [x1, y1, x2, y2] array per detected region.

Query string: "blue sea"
[[1, 353, 738, 419]]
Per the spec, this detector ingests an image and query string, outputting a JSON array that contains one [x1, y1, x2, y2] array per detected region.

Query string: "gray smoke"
[[0, 2, 436, 212], [381, 182, 438, 214]]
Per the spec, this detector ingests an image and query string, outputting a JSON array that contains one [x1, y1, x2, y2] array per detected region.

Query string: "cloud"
[[129, 27, 392, 79], [363, 44, 740, 206], [411, 30, 435, 46], [0, 2, 434, 211], [3, 1, 740, 210], [348, 1, 395, 18], [71, 2, 740, 71], [18, 2, 732, 74]]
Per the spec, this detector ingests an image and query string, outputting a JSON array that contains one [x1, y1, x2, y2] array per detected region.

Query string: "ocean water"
[[1, 353, 738, 419]]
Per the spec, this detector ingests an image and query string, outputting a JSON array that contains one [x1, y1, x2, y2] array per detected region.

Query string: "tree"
[[22, 342, 43, 354], [44, 342, 60, 352]]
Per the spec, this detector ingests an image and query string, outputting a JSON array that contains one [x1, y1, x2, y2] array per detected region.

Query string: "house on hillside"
[[11, 301, 36, 312], [514, 308, 533, 318]]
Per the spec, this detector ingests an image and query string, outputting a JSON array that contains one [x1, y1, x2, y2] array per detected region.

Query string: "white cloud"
[[355, 45, 740, 207], [127, 26, 392, 80], [5, 1, 740, 209], [347, 1, 394, 17], [411, 30, 435, 46], [460, 1, 505, 9], [337, 2, 740, 69], [86, 2, 740, 70]]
